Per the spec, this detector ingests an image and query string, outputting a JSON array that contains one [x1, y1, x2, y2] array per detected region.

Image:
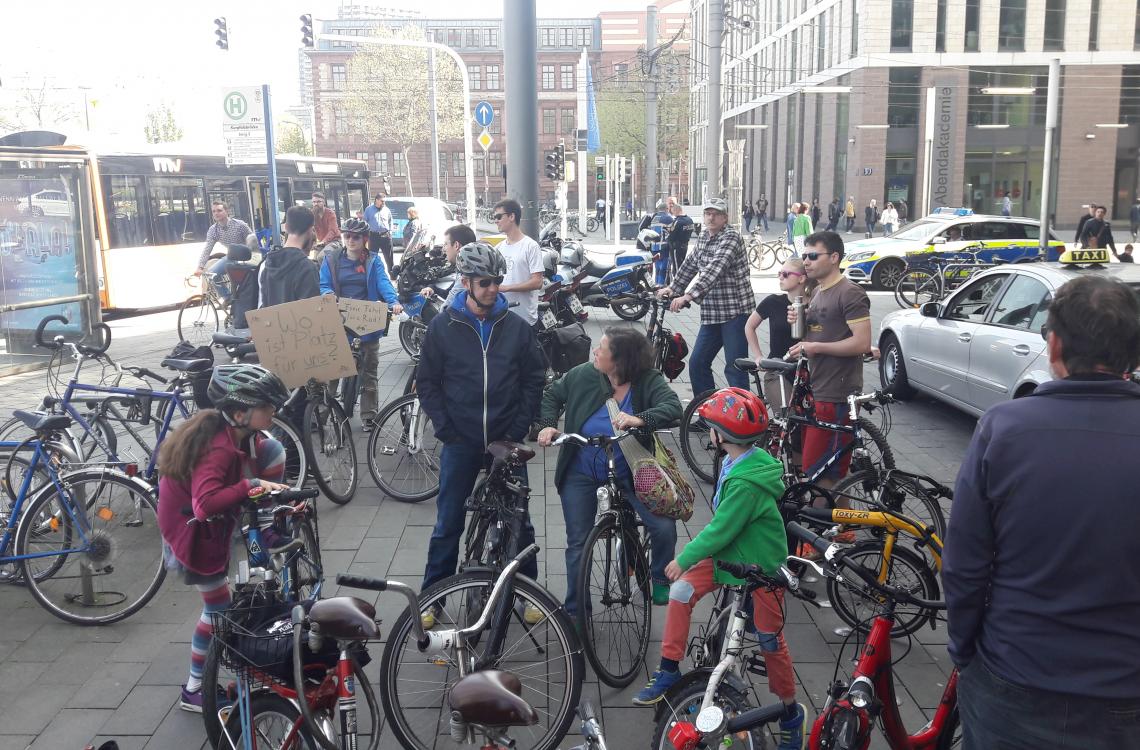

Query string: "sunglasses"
[[802, 251, 835, 261], [778, 270, 805, 279], [343, 232, 366, 239], [470, 276, 505, 288], [492, 213, 507, 221]]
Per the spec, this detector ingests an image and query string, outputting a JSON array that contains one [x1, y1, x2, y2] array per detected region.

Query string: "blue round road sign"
[[474, 101, 494, 128]]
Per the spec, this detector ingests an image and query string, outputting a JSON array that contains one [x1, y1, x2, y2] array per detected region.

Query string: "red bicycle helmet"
[[696, 387, 769, 444]]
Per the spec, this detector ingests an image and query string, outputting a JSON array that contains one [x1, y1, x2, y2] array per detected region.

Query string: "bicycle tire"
[[399, 319, 426, 362], [266, 416, 308, 491], [177, 294, 220, 347], [849, 417, 895, 476], [831, 469, 948, 544], [651, 678, 767, 750], [678, 390, 720, 484], [301, 396, 357, 505], [338, 374, 359, 419], [288, 516, 323, 602], [17, 469, 166, 625], [894, 269, 940, 309], [0, 451, 65, 584], [378, 570, 584, 750], [826, 540, 939, 638], [578, 515, 651, 688], [223, 689, 318, 749], [366, 393, 441, 503]]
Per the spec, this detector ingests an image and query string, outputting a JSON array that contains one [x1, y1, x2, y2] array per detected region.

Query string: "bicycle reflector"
[[124, 463, 138, 477], [667, 721, 701, 750]]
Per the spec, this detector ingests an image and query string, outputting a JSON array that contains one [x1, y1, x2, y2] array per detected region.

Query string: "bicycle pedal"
[[745, 653, 768, 677]]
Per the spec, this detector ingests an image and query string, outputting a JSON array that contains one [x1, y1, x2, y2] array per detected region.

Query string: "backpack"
[[546, 323, 592, 375], [231, 250, 271, 328], [662, 332, 689, 380]]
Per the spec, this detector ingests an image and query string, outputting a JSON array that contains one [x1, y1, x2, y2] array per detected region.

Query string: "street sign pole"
[[262, 85, 281, 244]]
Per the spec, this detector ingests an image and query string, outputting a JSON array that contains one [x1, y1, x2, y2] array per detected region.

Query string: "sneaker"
[[421, 604, 442, 630], [632, 668, 682, 705], [523, 604, 544, 625], [179, 685, 229, 714], [776, 702, 807, 750], [652, 582, 670, 606]]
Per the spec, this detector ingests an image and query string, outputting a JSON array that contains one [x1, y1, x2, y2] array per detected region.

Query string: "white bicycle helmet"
[[455, 242, 508, 277]]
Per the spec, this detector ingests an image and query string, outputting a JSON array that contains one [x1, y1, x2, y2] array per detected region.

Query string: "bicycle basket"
[[662, 332, 689, 381]]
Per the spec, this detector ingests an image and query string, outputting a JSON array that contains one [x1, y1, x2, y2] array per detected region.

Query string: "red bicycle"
[[786, 522, 960, 750]]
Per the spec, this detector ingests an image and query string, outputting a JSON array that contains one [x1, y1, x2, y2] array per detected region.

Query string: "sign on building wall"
[[930, 79, 960, 209]]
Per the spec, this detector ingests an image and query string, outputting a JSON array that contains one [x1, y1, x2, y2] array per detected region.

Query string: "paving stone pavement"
[[0, 272, 977, 749]]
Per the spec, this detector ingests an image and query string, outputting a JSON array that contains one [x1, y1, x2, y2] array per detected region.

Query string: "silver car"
[[878, 259, 1140, 417]]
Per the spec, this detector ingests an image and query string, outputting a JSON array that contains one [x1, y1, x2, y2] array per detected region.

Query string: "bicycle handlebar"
[[551, 431, 636, 448], [35, 315, 113, 357]]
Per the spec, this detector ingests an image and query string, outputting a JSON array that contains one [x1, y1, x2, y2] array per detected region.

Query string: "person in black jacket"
[[259, 206, 321, 308], [415, 241, 546, 628], [1079, 205, 1118, 257], [1074, 202, 1096, 244]]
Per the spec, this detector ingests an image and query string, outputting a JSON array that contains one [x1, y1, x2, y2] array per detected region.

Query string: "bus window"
[[207, 178, 252, 227], [148, 177, 207, 244], [101, 175, 151, 248], [348, 183, 367, 219], [322, 181, 348, 221], [292, 180, 318, 206]]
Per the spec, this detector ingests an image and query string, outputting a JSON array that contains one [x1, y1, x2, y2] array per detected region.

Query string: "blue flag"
[[586, 61, 600, 152]]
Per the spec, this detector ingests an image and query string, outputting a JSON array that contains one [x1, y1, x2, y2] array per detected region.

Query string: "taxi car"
[[877, 248, 1140, 417], [841, 208, 1066, 289]]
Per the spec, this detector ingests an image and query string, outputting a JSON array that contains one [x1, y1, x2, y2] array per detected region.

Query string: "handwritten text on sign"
[[245, 296, 356, 388], [336, 296, 389, 337]]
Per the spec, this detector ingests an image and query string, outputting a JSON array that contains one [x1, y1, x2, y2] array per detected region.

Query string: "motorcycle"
[[392, 238, 455, 361], [556, 229, 656, 321]]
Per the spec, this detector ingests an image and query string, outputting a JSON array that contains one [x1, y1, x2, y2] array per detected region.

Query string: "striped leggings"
[[184, 437, 286, 690]]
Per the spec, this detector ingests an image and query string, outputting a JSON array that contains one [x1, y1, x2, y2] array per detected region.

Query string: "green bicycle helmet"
[[207, 364, 289, 412], [455, 241, 508, 277]]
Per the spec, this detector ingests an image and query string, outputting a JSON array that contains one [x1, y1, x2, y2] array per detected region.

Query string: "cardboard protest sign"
[[245, 296, 357, 388], [337, 297, 389, 337]]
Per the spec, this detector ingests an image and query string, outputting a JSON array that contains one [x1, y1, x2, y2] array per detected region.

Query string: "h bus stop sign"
[[221, 86, 267, 166]]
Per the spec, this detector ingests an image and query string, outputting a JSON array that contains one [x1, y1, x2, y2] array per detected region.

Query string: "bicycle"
[[364, 388, 441, 503], [586, 215, 600, 233], [551, 431, 653, 688], [297, 379, 358, 505], [571, 701, 608, 750], [893, 245, 993, 309], [785, 522, 961, 750], [652, 560, 817, 750], [179, 259, 231, 346], [0, 410, 165, 624]]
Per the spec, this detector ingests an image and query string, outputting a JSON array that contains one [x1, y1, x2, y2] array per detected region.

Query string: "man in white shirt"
[[492, 199, 544, 326]]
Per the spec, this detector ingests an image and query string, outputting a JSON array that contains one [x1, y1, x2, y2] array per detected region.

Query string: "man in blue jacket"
[[415, 241, 547, 628], [944, 274, 1140, 749], [318, 217, 402, 428]]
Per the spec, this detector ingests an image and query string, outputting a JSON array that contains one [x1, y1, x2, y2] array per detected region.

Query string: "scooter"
[[392, 242, 455, 361], [556, 229, 656, 321]]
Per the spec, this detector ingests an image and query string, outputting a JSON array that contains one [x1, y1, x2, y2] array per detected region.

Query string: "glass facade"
[[998, 0, 1027, 51], [891, 0, 914, 51], [1044, 0, 1066, 51], [965, 0, 981, 51]]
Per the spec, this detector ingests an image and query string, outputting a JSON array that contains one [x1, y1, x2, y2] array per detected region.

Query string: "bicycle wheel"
[[849, 417, 895, 475], [366, 393, 441, 503], [894, 270, 940, 309], [266, 416, 308, 491], [578, 515, 651, 688], [379, 570, 584, 750], [826, 540, 939, 637], [399, 319, 427, 361], [225, 691, 318, 750], [831, 470, 948, 544], [587, 217, 598, 232], [651, 678, 766, 750], [17, 469, 166, 625], [301, 396, 358, 505], [0, 451, 60, 583], [287, 516, 323, 601], [679, 390, 720, 484], [178, 295, 220, 346]]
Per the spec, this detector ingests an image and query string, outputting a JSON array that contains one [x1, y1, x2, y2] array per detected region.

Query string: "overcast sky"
[[2, 0, 684, 148]]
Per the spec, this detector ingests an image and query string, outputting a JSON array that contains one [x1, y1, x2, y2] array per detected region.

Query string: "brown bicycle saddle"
[[448, 670, 539, 727], [307, 597, 380, 640], [487, 440, 536, 464]]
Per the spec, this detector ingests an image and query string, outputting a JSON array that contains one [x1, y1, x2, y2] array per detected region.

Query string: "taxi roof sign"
[[930, 207, 974, 216], [1058, 248, 1110, 265]]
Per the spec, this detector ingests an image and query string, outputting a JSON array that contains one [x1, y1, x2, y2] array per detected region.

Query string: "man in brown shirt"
[[310, 192, 340, 250], [787, 231, 871, 495]]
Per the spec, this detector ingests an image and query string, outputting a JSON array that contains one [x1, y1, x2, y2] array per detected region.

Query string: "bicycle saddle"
[[161, 357, 212, 372], [734, 357, 760, 373], [448, 670, 539, 728], [212, 332, 251, 346], [308, 596, 380, 640], [13, 409, 71, 433], [758, 358, 797, 376], [488, 441, 536, 464]]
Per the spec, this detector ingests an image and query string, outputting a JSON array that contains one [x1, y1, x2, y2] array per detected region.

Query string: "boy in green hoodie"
[[633, 387, 806, 749]]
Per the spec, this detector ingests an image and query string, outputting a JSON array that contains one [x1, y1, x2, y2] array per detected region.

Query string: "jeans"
[[422, 442, 538, 590], [557, 470, 677, 617], [959, 658, 1140, 749], [654, 244, 671, 286], [689, 312, 750, 397], [845, 216, 855, 232], [209, 257, 231, 300], [758, 211, 768, 231], [883, 223, 894, 236], [330, 338, 380, 420]]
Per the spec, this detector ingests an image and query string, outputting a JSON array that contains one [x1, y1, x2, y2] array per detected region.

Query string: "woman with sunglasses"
[[319, 217, 403, 429], [744, 257, 809, 412]]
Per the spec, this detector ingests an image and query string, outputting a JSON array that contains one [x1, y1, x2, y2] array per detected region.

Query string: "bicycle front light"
[[596, 486, 612, 513], [848, 676, 874, 709]]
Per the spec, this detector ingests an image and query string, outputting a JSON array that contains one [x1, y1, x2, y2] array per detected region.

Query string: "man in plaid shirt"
[[658, 198, 754, 396], [195, 201, 253, 300]]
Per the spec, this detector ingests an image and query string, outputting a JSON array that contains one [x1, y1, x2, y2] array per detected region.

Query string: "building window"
[[393, 152, 406, 177], [489, 108, 502, 134], [576, 28, 590, 47], [614, 63, 628, 83], [998, 0, 1026, 51], [489, 150, 502, 177], [355, 152, 368, 163], [331, 63, 347, 90], [560, 28, 573, 46], [851, 0, 859, 56], [469, 66, 482, 90], [542, 64, 555, 90], [967, 67, 1048, 126], [965, 0, 981, 51], [891, 0, 913, 50], [487, 65, 500, 90], [452, 153, 465, 177], [466, 28, 478, 47], [561, 64, 575, 89], [817, 13, 826, 70], [561, 108, 575, 134], [333, 111, 350, 136], [448, 29, 462, 47], [433, 29, 445, 44], [474, 157, 485, 177], [541, 28, 554, 46], [542, 108, 556, 134], [375, 153, 388, 175], [936, 0, 947, 52], [337, 151, 350, 159], [887, 68, 920, 126], [485, 28, 498, 47], [1089, 0, 1100, 50], [1044, 0, 1066, 50]]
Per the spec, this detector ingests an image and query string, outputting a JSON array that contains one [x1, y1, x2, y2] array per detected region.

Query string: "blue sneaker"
[[632, 668, 682, 706], [776, 702, 807, 750]]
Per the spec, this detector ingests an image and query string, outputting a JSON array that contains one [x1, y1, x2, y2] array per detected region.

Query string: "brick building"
[[690, 0, 1140, 227]]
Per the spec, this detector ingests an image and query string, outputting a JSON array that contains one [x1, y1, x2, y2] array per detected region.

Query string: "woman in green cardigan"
[[536, 327, 683, 614]]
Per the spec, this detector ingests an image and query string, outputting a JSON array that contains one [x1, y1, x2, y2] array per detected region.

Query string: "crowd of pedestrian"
[[743, 194, 910, 239]]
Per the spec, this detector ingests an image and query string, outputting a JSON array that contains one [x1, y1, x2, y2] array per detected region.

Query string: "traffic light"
[[214, 17, 229, 51], [300, 14, 314, 48], [545, 143, 565, 182], [596, 165, 605, 181]]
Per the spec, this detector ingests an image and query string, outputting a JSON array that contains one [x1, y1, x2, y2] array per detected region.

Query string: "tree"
[[275, 121, 313, 155], [144, 103, 183, 144], [1, 79, 78, 132], [340, 25, 464, 194]]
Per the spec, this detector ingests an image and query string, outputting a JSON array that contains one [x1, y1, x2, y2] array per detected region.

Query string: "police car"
[[878, 248, 1140, 417], [841, 208, 1066, 289]]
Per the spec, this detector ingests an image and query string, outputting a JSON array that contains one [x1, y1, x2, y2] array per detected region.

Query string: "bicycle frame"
[[791, 505, 943, 572], [0, 438, 83, 564]]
